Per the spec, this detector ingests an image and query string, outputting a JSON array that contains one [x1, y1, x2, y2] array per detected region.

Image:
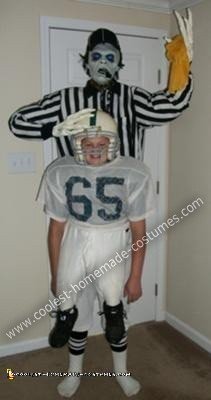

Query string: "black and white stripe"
[[68, 330, 88, 355], [109, 333, 128, 352], [8, 77, 193, 160]]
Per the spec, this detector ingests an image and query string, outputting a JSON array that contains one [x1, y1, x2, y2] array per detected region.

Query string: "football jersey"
[[37, 156, 155, 227]]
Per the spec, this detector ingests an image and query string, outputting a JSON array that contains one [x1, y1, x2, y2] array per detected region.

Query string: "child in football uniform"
[[37, 109, 155, 397]]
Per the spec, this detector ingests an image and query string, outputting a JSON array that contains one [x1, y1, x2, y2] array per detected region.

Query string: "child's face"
[[81, 136, 110, 166]]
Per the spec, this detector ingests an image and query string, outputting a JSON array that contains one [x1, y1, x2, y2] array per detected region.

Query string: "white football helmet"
[[66, 110, 120, 165]]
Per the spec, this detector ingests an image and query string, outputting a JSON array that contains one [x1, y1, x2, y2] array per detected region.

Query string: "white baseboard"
[[0, 337, 49, 358], [0, 330, 103, 358], [165, 312, 211, 354]]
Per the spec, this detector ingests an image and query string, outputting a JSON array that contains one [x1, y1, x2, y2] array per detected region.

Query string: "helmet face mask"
[[69, 112, 120, 166]]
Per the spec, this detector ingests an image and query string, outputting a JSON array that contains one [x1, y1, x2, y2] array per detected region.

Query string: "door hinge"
[[155, 284, 158, 297], [156, 180, 160, 194], [157, 69, 161, 85]]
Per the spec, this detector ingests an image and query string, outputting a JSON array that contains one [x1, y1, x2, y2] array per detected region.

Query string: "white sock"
[[112, 349, 141, 397], [57, 352, 83, 398]]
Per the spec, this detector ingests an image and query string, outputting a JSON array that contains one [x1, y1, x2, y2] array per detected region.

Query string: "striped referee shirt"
[[8, 77, 193, 160]]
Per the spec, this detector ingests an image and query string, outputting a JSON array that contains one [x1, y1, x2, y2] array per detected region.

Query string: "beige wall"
[[167, 0, 211, 339], [0, 0, 170, 346]]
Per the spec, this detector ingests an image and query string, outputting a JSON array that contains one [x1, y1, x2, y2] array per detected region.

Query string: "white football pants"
[[56, 220, 131, 330]]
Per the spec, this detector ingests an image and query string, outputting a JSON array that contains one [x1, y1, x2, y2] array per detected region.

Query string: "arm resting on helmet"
[[8, 89, 63, 140]]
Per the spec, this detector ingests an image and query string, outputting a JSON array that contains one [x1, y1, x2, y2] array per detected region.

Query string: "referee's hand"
[[52, 108, 96, 137]]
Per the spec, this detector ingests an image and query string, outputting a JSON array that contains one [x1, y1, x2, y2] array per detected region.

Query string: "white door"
[[47, 25, 164, 333]]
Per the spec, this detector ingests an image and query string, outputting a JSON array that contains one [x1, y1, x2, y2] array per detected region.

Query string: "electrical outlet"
[[8, 152, 36, 174]]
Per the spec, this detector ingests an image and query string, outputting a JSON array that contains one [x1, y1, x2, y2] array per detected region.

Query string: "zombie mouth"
[[98, 68, 111, 78]]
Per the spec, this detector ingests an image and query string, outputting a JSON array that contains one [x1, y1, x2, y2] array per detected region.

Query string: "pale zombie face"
[[88, 43, 120, 85], [81, 136, 110, 166]]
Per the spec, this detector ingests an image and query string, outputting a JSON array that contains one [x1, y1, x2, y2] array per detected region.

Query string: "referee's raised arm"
[[132, 73, 193, 129]]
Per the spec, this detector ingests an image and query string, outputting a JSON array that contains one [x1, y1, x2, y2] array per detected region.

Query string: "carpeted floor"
[[1, 321, 211, 400]]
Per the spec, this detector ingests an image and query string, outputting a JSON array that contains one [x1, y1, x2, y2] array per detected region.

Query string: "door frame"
[[40, 16, 169, 322]]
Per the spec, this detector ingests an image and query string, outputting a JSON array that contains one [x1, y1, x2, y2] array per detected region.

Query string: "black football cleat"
[[48, 306, 78, 348], [101, 301, 126, 344]]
